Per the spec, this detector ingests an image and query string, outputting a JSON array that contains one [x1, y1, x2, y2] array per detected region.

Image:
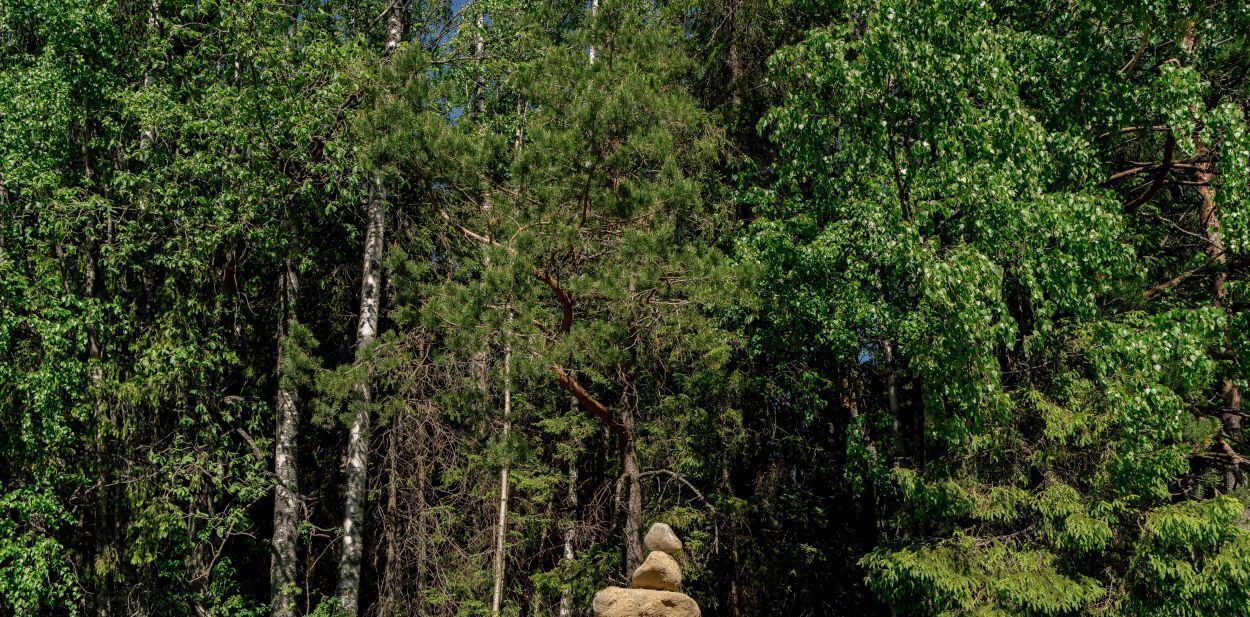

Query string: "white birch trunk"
[[272, 266, 301, 617], [558, 411, 578, 617], [475, 5, 486, 117], [588, 0, 599, 64], [336, 178, 386, 616], [490, 311, 513, 616], [335, 3, 402, 609], [384, 1, 403, 56]]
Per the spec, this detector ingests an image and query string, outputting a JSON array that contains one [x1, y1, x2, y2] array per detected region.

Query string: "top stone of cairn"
[[643, 523, 682, 554]]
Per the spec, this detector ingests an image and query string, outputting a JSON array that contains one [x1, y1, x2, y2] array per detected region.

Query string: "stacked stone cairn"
[[593, 523, 700, 617]]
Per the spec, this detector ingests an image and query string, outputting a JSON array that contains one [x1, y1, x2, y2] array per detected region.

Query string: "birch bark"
[[336, 175, 387, 616], [335, 2, 403, 610], [490, 311, 513, 616], [271, 265, 300, 617], [558, 434, 577, 617]]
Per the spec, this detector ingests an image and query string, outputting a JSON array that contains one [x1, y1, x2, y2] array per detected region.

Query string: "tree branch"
[[1106, 165, 1150, 183], [437, 208, 502, 249], [1125, 133, 1175, 212], [1119, 19, 1154, 75], [639, 468, 717, 514], [1096, 125, 1168, 141], [436, 201, 624, 438], [550, 363, 628, 438], [1145, 254, 1250, 299], [534, 270, 573, 335]]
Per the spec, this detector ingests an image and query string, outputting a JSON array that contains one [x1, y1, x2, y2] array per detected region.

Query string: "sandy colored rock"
[[631, 550, 682, 591], [643, 523, 683, 554], [593, 587, 700, 617]]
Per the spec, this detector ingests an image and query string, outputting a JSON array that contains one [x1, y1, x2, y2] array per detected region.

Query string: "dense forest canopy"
[[2, 0, 1248, 615]]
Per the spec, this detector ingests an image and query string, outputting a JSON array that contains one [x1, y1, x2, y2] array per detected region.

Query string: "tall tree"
[[271, 263, 303, 617], [749, 0, 1250, 613], [336, 1, 404, 612], [8, 2, 1249, 615]]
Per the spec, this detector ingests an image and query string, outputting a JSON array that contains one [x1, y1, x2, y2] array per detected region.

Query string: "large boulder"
[[643, 523, 682, 554], [593, 587, 700, 617], [631, 551, 681, 591]]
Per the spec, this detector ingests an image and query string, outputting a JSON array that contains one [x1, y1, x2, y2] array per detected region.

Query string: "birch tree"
[[271, 265, 301, 617], [337, 3, 403, 613]]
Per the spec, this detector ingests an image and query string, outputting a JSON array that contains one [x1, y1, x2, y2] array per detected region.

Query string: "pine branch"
[[550, 363, 628, 438]]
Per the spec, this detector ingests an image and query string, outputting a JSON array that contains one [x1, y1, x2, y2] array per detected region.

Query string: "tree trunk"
[[86, 245, 117, 617], [587, 0, 600, 65], [622, 432, 643, 574], [622, 278, 643, 576], [335, 3, 402, 609], [720, 464, 743, 617], [336, 177, 386, 616], [474, 3, 486, 117], [491, 311, 513, 616], [558, 399, 578, 617], [621, 377, 643, 575], [725, 0, 742, 111], [1197, 159, 1243, 491], [383, 0, 403, 56], [883, 341, 900, 422], [378, 425, 399, 617], [272, 265, 301, 617]]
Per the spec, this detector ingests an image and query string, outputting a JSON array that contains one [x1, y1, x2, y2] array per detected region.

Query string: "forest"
[[2, 0, 1249, 615]]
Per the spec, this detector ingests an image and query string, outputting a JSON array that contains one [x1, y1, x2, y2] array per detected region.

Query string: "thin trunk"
[[87, 246, 116, 617], [720, 464, 743, 617], [883, 340, 901, 455], [1197, 159, 1243, 491], [587, 0, 599, 64], [384, 0, 403, 56], [622, 414, 643, 574], [558, 397, 579, 617], [138, 0, 158, 154], [884, 342, 900, 419], [272, 266, 301, 617], [474, 5, 486, 117], [188, 483, 214, 617], [622, 279, 643, 576], [337, 177, 386, 616], [490, 311, 513, 616], [336, 4, 402, 610], [725, 0, 742, 110], [842, 379, 880, 540], [514, 99, 526, 154], [378, 424, 400, 617], [415, 415, 430, 604]]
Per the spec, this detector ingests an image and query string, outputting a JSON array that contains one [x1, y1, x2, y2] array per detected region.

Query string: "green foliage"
[[3, 0, 1248, 615], [749, 0, 1250, 613]]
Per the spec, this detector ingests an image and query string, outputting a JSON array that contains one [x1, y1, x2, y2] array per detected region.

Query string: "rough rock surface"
[[593, 587, 700, 617], [643, 523, 683, 554], [592, 524, 699, 616], [631, 550, 682, 591]]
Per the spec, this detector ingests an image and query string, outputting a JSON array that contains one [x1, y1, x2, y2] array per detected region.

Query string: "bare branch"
[[1119, 19, 1154, 75], [1125, 133, 1175, 212], [639, 469, 717, 515]]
